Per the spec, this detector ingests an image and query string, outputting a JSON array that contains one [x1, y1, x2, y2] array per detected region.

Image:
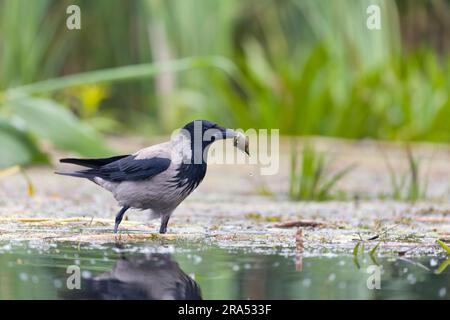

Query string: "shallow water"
[[0, 241, 448, 299]]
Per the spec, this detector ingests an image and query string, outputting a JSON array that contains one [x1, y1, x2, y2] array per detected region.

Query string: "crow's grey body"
[[95, 137, 200, 220], [57, 120, 242, 234]]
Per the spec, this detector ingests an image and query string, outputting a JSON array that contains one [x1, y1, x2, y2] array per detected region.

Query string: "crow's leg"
[[159, 214, 171, 234], [114, 206, 130, 233]]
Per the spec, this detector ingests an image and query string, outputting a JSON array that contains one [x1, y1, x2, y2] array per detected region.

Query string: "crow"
[[61, 253, 202, 300], [56, 120, 248, 234]]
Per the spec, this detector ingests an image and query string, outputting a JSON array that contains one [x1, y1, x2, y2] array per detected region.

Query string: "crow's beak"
[[212, 127, 249, 156], [224, 129, 249, 156]]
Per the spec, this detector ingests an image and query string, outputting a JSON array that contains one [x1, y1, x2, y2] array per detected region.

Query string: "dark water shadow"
[[61, 250, 202, 300]]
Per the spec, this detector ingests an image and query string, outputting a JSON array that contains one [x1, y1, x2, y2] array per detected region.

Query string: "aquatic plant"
[[289, 143, 354, 201], [437, 240, 450, 254], [382, 145, 430, 201]]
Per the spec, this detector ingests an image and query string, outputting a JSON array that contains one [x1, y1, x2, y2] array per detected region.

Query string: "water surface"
[[0, 241, 448, 299]]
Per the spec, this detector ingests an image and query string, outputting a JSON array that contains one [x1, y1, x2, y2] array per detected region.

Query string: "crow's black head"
[[182, 120, 229, 138], [180, 119, 249, 166], [179, 120, 236, 165], [182, 120, 235, 147]]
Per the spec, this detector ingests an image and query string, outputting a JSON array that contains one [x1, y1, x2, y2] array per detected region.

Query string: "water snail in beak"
[[233, 132, 250, 156]]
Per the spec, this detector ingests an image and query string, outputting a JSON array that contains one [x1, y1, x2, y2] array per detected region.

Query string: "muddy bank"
[[0, 137, 449, 255]]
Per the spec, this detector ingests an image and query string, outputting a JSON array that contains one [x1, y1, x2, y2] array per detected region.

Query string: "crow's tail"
[[59, 155, 129, 168], [54, 171, 93, 179]]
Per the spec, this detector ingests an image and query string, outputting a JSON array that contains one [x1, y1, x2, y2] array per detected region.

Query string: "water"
[[0, 241, 448, 299]]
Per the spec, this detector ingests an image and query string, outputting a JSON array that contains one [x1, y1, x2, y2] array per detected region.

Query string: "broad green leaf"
[[0, 119, 47, 168], [6, 97, 111, 157], [5, 56, 237, 98]]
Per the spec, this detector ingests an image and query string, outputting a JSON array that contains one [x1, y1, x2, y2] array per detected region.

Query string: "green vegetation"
[[289, 143, 354, 201], [436, 240, 450, 273], [382, 146, 429, 202], [0, 56, 236, 167], [353, 241, 381, 269], [437, 240, 450, 254], [223, 48, 450, 142], [0, 0, 449, 167]]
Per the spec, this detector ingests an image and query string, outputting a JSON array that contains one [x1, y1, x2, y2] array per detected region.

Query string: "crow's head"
[[180, 120, 248, 163], [182, 119, 235, 142]]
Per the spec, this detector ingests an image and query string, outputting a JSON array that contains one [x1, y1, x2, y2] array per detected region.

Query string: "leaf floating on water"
[[245, 212, 262, 220], [437, 240, 450, 254], [16, 218, 50, 223], [274, 220, 326, 228], [245, 212, 281, 222]]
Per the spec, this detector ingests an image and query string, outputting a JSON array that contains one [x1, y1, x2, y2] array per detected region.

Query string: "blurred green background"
[[0, 0, 449, 167]]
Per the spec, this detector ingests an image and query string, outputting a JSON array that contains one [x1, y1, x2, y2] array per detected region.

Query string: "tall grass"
[[218, 46, 450, 141], [0, 0, 449, 167], [289, 143, 354, 201], [382, 145, 429, 201], [144, 0, 241, 129], [208, 0, 448, 141], [0, 0, 71, 87]]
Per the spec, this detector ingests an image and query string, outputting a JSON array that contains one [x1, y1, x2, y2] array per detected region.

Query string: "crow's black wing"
[[99, 156, 171, 182], [58, 155, 171, 182]]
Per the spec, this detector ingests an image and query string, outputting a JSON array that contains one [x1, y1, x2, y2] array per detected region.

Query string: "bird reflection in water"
[[62, 252, 202, 300]]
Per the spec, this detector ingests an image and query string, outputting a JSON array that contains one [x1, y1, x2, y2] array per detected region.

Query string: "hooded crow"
[[57, 120, 248, 234], [61, 253, 202, 300]]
